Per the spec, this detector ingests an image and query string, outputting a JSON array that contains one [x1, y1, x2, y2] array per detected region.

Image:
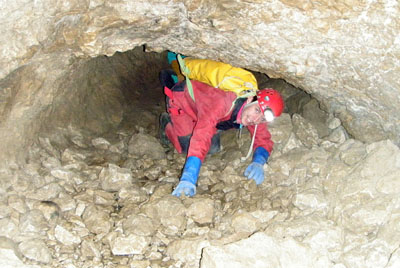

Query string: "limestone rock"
[[0, 218, 19, 239], [18, 239, 52, 264], [201, 232, 332, 268], [8, 195, 28, 214], [326, 126, 347, 144], [337, 139, 366, 166], [128, 133, 165, 160], [91, 137, 111, 150], [292, 114, 320, 148], [110, 234, 150, 256], [231, 212, 261, 234], [293, 188, 328, 214], [19, 210, 49, 238], [302, 99, 329, 138], [167, 238, 210, 267], [80, 239, 101, 259], [122, 214, 156, 237], [33, 201, 60, 226], [82, 205, 112, 235], [99, 164, 133, 192], [186, 198, 215, 225], [0, 248, 40, 268], [54, 225, 81, 245]]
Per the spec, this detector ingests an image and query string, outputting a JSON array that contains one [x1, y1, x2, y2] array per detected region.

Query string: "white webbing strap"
[[240, 124, 257, 162]]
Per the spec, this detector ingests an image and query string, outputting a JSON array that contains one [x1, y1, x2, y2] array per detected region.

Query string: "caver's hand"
[[172, 156, 201, 197], [172, 181, 196, 197], [244, 162, 264, 185], [244, 147, 269, 185]]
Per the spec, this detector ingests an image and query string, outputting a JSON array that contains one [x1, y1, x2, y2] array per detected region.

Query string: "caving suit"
[[164, 80, 274, 162]]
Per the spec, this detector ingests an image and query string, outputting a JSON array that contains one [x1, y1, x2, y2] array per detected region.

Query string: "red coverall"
[[164, 80, 274, 162]]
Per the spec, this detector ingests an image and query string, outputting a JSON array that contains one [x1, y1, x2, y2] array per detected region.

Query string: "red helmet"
[[256, 88, 284, 122]]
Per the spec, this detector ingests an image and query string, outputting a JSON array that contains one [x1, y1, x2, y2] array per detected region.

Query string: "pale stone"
[[70, 135, 89, 148], [281, 132, 304, 153], [18, 239, 52, 263], [340, 140, 400, 198], [145, 250, 162, 260], [109, 140, 127, 154], [292, 114, 320, 148], [166, 238, 210, 266], [326, 126, 347, 144], [99, 164, 133, 192], [122, 214, 156, 236], [201, 232, 332, 268], [41, 156, 61, 169], [386, 247, 400, 268], [338, 139, 366, 166], [33, 201, 60, 224], [129, 260, 151, 268], [93, 190, 115, 206], [75, 202, 86, 217], [80, 239, 101, 259], [54, 225, 81, 245], [186, 198, 215, 225], [61, 148, 88, 164], [0, 248, 40, 268], [118, 187, 148, 205], [128, 133, 166, 160], [50, 168, 75, 180], [268, 113, 293, 145], [29, 182, 64, 200], [302, 99, 330, 138], [110, 234, 150, 255], [0, 204, 11, 219], [293, 188, 328, 214], [38, 137, 60, 159], [327, 117, 341, 130], [162, 215, 186, 236], [144, 165, 163, 181], [302, 227, 343, 262], [19, 210, 48, 237], [339, 197, 393, 234], [82, 205, 112, 235], [142, 195, 186, 221], [8, 195, 28, 214], [0, 218, 19, 239], [343, 239, 391, 268], [250, 210, 278, 223], [231, 212, 261, 234], [91, 137, 111, 150]]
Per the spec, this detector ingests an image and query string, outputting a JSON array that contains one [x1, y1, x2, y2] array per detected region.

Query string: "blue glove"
[[172, 156, 202, 197], [244, 147, 269, 185]]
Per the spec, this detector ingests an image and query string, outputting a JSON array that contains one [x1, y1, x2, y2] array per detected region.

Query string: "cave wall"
[[0, 0, 399, 165]]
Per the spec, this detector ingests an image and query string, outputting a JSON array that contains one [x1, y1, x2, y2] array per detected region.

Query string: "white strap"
[[240, 124, 257, 162]]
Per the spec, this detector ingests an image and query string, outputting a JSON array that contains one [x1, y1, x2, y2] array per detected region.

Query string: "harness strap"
[[177, 54, 195, 101], [241, 124, 258, 162]]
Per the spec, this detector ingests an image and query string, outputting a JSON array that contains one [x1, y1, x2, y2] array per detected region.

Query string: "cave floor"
[[1, 82, 399, 268]]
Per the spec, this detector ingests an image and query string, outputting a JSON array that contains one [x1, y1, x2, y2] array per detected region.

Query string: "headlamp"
[[264, 109, 275, 122]]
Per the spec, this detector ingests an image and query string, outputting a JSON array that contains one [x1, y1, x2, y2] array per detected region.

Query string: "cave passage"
[[3, 46, 398, 268]]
